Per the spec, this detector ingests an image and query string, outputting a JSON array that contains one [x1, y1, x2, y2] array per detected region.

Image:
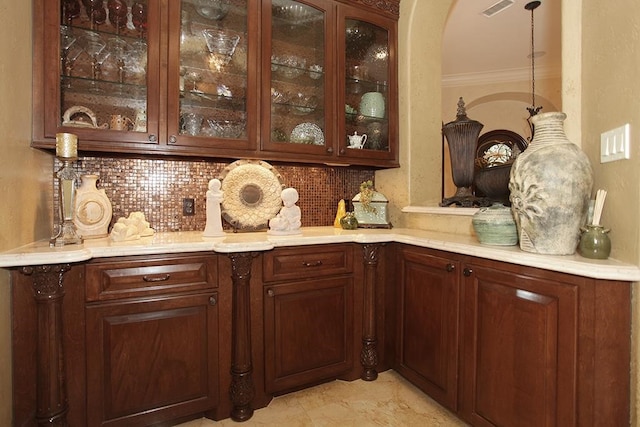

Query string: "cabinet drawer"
[[263, 244, 353, 282], [86, 254, 217, 302]]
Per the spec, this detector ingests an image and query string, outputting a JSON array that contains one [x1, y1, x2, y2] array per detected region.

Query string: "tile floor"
[[177, 370, 468, 426]]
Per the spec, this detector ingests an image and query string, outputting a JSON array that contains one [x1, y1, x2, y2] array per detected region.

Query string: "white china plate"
[[290, 122, 325, 145], [219, 160, 285, 231]]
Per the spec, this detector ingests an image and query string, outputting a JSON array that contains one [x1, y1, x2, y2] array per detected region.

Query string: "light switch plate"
[[600, 124, 630, 163]]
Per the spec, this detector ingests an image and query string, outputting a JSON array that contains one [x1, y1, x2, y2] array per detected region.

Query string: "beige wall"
[[580, 0, 640, 423], [0, 1, 53, 424]]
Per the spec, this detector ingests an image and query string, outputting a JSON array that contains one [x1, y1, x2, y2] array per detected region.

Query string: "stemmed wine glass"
[[60, 27, 83, 86], [131, 1, 148, 38], [107, 37, 130, 87], [62, 0, 81, 26], [82, 0, 106, 30], [80, 32, 109, 92], [107, 0, 128, 34]]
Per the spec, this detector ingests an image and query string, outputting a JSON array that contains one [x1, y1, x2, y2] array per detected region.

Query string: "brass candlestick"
[[51, 133, 83, 247]]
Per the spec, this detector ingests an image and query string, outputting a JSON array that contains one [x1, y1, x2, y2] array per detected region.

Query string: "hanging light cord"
[[529, 4, 536, 109], [525, 1, 542, 120]]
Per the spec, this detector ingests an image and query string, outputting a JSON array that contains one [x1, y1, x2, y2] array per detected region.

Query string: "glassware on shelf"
[[107, 37, 130, 84], [183, 70, 203, 92], [62, 0, 81, 25], [131, 1, 148, 37], [82, 0, 107, 30], [205, 119, 246, 139], [193, 0, 230, 21], [107, 0, 128, 33], [79, 32, 109, 92], [203, 28, 240, 71]]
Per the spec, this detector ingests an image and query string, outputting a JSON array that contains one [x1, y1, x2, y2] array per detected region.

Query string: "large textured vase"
[[509, 112, 593, 254]]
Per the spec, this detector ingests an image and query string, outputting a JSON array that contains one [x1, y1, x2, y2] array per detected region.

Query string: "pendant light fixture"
[[525, 0, 542, 138]]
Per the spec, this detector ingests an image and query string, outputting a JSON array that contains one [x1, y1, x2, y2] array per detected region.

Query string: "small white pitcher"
[[347, 132, 367, 149]]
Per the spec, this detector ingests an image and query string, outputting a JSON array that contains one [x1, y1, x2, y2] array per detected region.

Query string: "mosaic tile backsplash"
[[54, 157, 374, 233]]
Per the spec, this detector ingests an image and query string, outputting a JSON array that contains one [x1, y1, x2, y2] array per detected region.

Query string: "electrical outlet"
[[182, 198, 195, 216], [600, 124, 630, 163]]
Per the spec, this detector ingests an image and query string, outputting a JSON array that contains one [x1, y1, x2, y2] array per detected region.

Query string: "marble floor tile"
[[177, 370, 467, 426]]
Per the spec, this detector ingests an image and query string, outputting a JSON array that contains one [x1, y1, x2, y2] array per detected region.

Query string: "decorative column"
[[20, 264, 71, 427], [360, 244, 382, 381], [227, 252, 257, 422]]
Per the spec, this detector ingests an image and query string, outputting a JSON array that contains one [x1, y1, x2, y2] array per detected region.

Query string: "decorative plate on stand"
[[219, 160, 285, 231]]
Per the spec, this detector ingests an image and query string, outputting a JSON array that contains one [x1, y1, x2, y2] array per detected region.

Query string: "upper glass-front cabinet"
[[261, 0, 332, 156], [34, 0, 398, 166], [168, 0, 254, 149], [51, 0, 158, 144], [337, 5, 397, 163]]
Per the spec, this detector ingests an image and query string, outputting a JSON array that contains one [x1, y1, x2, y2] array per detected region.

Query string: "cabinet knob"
[[327, 147, 334, 153], [267, 289, 274, 297], [446, 263, 455, 272], [148, 134, 157, 142], [463, 268, 473, 277], [339, 148, 345, 155], [209, 295, 217, 306], [169, 135, 177, 144]]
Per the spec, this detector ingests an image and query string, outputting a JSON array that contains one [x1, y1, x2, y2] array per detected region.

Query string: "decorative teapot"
[[347, 131, 367, 149]]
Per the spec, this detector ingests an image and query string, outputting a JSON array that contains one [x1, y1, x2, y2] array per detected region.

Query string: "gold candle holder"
[[51, 133, 82, 247]]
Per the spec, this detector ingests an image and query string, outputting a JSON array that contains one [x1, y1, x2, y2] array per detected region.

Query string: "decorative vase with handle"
[[509, 112, 593, 254], [73, 174, 113, 239]]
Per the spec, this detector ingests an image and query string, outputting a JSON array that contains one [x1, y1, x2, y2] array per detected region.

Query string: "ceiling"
[[442, 0, 561, 83]]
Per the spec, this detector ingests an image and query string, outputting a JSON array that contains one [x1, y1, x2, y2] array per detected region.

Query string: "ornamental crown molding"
[[336, 0, 400, 19]]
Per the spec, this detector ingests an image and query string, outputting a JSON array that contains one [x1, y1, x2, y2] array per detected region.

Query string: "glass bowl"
[[206, 119, 246, 139], [194, 0, 230, 21]]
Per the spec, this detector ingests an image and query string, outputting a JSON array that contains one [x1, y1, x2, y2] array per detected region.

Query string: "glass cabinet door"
[[54, 0, 157, 143], [168, 0, 252, 148], [344, 19, 388, 150], [262, 0, 332, 155], [338, 7, 397, 164]]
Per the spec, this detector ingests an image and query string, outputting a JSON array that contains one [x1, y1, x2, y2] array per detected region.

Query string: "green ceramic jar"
[[578, 225, 611, 259], [340, 212, 359, 230], [472, 203, 518, 246]]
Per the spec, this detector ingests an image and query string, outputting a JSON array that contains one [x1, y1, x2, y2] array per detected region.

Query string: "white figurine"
[[109, 211, 154, 242], [203, 178, 225, 237], [268, 187, 302, 235]]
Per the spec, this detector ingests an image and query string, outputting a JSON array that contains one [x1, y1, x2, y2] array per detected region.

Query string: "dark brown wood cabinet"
[[262, 244, 358, 394], [84, 254, 222, 426], [394, 245, 461, 411], [32, 0, 399, 167], [392, 244, 632, 426]]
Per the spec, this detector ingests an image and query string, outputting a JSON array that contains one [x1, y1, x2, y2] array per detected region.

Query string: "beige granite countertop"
[[1, 226, 638, 281]]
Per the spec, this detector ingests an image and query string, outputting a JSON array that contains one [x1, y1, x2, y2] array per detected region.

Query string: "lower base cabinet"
[[393, 244, 631, 426], [10, 242, 631, 426], [262, 244, 357, 394], [84, 254, 222, 427]]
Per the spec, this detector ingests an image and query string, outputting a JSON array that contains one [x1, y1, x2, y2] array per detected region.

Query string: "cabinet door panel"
[[395, 247, 460, 411], [264, 277, 353, 393], [86, 292, 219, 426], [462, 265, 578, 427]]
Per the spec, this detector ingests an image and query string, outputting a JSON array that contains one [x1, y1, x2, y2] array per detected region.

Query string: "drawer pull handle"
[[302, 260, 323, 267], [209, 296, 217, 306], [267, 289, 274, 297], [142, 274, 171, 282], [463, 268, 473, 277], [446, 263, 455, 272]]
